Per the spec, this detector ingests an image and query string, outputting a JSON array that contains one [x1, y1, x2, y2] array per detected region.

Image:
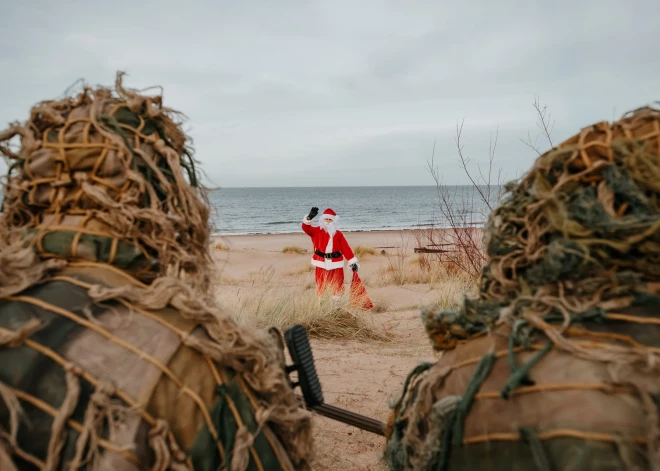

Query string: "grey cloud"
[[2, 0, 659, 187]]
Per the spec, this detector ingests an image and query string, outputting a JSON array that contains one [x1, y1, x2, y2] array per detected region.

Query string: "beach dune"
[[213, 229, 474, 470]]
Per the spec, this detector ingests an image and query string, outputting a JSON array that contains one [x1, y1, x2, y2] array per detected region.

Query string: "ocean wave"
[[265, 221, 298, 225]]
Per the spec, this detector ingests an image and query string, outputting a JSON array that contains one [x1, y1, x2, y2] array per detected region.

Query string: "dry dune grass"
[[285, 263, 314, 276], [214, 241, 230, 251], [354, 245, 377, 257], [369, 298, 389, 313], [426, 275, 477, 311], [282, 245, 307, 254], [216, 274, 238, 285], [228, 287, 391, 341], [377, 253, 447, 286], [248, 266, 276, 285], [373, 250, 477, 312]]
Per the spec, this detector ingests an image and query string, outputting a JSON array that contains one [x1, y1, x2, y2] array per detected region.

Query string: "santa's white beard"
[[321, 221, 337, 236]]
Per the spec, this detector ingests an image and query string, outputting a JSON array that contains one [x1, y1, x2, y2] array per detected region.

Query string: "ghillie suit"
[[0, 73, 313, 471], [384, 105, 660, 470]]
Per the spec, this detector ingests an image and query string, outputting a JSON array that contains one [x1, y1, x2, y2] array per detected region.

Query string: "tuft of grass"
[[354, 245, 377, 257], [426, 274, 477, 311], [376, 257, 446, 286], [282, 245, 307, 254], [215, 241, 230, 251], [216, 274, 238, 285], [285, 264, 314, 277], [376, 249, 475, 288], [248, 266, 276, 285], [228, 288, 391, 341], [370, 299, 389, 313]]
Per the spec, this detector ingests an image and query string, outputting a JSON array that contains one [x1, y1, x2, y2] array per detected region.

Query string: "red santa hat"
[[321, 208, 337, 221]]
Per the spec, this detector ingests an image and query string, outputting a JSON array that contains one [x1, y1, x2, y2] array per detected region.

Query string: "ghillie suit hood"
[[0, 72, 211, 291], [385, 105, 660, 470], [0, 73, 312, 470]]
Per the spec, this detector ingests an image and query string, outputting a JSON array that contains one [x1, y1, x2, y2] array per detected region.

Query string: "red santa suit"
[[302, 208, 358, 298]]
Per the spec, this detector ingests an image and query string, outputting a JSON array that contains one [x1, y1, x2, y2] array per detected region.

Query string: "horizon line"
[[209, 184, 503, 189]]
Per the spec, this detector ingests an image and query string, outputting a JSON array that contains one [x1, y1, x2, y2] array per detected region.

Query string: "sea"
[[209, 186, 501, 235], [0, 185, 501, 235]]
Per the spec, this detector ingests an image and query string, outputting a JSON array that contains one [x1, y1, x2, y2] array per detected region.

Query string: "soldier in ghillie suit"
[[0, 73, 312, 470], [384, 105, 660, 470]]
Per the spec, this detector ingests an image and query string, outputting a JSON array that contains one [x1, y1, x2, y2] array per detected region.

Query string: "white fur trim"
[[325, 235, 333, 254], [311, 259, 344, 270], [321, 213, 337, 221], [303, 215, 312, 225], [347, 257, 358, 265]]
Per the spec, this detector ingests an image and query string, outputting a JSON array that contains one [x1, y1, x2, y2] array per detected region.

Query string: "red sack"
[[349, 270, 373, 310]]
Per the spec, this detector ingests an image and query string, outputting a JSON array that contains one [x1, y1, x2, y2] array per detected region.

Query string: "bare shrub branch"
[[422, 97, 556, 282], [520, 95, 556, 155], [424, 121, 501, 279], [533, 94, 555, 148], [520, 130, 542, 156], [452, 119, 496, 213]]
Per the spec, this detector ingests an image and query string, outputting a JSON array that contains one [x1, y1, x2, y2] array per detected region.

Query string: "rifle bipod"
[[283, 324, 386, 437]]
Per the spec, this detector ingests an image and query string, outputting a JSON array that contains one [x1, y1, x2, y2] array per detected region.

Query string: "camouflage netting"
[[0, 73, 313, 470], [385, 105, 660, 470]]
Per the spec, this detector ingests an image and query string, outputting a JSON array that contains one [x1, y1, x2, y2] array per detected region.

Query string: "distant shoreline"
[[214, 228, 427, 237], [211, 227, 484, 254], [213, 223, 485, 237], [214, 228, 426, 237]]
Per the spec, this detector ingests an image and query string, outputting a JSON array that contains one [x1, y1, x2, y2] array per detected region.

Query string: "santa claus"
[[302, 206, 359, 300]]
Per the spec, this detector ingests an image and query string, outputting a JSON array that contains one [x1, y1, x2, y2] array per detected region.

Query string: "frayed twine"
[[148, 419, 188, 471], [0, 318, 42, 348], [0, 240, 66, 299], [0, 383, 23, 448], [231, 426, 255, 471], [67, 381, 135, 470], [45, 365, 81, 471], [0, 440, 19, 471]]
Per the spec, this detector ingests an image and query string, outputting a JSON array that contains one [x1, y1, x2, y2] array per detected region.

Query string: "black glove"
[[307, 207, 319, 220], [350, 263, 358, 272]]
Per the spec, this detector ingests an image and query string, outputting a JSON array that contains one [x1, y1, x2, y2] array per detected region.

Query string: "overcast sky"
[[2, 0, 658, 188]]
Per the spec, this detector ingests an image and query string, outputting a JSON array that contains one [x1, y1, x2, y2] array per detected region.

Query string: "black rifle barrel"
[[309, 402, 386, 436]]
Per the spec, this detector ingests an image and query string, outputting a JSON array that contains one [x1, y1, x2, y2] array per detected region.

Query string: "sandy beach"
[[212, 229, 475, 470]]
